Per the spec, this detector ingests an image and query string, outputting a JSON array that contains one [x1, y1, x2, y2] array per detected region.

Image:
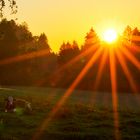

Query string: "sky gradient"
[[8, 0, 140, 52]]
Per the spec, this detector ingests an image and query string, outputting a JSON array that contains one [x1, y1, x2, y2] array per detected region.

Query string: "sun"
[[103, 29, 118, 43]]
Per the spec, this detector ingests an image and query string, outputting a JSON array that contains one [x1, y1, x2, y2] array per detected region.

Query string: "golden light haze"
[[13, 0, 140, 52]]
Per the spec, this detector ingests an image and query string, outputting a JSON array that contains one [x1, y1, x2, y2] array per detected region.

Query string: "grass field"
[[0, 87, 140, 140]]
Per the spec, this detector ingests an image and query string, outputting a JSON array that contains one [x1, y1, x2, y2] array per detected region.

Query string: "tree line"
[[0, 19, 140, 93]]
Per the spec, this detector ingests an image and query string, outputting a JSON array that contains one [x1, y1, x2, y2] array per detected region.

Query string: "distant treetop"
[[0, 0, 17, 18]]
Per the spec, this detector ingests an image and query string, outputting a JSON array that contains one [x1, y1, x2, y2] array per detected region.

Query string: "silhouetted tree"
[[81, 27, 100, 64], [0, 19, 19, 59], [56, 41, 81, 87], [132, 27, 140, 46], [123, 26, 132, 36], [132, 27, 140, 36], [0, 0, 17, 18], [38, 33, 51, 52], [58, 41, 80, 64], [82, 28, 100, 51], [123, 26, 140, 46], [122, 25, 132, 46], [16, 22, 33, 45]]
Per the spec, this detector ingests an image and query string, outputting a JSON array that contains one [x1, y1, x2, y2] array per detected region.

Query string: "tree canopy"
[[0, 0, 17, 18], [0, 19, 139, 92]]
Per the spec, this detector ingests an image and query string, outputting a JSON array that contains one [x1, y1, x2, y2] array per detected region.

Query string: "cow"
[[5, 96, 32, 113]]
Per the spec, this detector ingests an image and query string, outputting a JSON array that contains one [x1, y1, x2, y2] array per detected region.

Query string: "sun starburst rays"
[[120, 46, 140, 70], [32, 47, 103, 140], [1, 33, 139, 140], [116, 49, 138, 93], [31, 41, 140, 140], [109, 48, 121, 140], [94, 48, 108, 90], [0, 49, 50, 66]]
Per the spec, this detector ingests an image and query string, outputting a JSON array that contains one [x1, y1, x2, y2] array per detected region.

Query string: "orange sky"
[[6, 0, 140, 52]]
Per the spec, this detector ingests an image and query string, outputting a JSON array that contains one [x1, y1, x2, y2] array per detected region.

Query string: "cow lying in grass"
[[5, 96, 32, 114]]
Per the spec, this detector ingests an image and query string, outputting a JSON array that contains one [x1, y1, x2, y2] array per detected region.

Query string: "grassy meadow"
[[0, 87, 140, 140]]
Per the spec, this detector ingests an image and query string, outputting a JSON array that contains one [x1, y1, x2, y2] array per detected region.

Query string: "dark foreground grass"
[[0, 87, 140, 140]]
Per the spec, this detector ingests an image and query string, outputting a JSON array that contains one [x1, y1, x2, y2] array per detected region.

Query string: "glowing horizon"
[[5, 0, 140, 52]]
